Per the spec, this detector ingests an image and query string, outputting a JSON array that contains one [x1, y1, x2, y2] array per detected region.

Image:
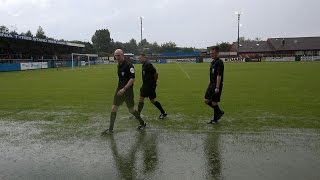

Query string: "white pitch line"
[[177, 63, 191, 79]]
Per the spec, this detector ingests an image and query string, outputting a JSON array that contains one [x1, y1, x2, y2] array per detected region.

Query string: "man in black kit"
[[137, 54, 167, 119], [101, 49, 146, 135], [204, 47, 225, 124]]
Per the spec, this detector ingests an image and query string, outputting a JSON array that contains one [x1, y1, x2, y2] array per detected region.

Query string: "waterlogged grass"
[[0, 62, 320, 138]]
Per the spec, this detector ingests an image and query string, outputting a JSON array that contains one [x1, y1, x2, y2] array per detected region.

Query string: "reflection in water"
[[109, 131, 158, 180], [204, 133, 221, 180]]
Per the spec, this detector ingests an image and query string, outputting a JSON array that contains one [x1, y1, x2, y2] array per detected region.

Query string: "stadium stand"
[[0, 32, 85, 71]]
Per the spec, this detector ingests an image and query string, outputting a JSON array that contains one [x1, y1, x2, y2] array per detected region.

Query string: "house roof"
[[267, 37, 320, 51], [230, 36, 320, 53], [231, 41, 274, 53]]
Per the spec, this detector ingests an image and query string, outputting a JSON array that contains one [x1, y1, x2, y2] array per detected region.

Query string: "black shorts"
[[113, 88, 135, 108], [204, 83, 223, 102], [140, 86, 157, 100]]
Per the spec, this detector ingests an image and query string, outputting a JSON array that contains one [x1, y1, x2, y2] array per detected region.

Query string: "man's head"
[[210, 46, 220, 59], [114, 49, 124, 63], [138, 53, 147, 64]]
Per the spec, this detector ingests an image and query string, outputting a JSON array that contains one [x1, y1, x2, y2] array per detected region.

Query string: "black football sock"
[[109, 112, 117, 130], [206, 101, 215, 109], [131, 111, 145, 125], [213, 105, 222, 120], [214, 105, 222, 113], [153, 101, 165, 114], [138, 102, 144, 114]]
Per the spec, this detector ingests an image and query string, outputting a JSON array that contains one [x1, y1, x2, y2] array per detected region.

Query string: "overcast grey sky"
[[0, 0, 319, 48]]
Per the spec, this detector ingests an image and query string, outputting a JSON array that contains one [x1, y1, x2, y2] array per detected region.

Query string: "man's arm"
[[150, 64, 158, 81], [154, 72, 158, 81], [124, 78, 135, 90], [215, 75, 221, 91], [215, 62, 223, 94], [117, 78, 134, 96], [214, 75, 221, 94]]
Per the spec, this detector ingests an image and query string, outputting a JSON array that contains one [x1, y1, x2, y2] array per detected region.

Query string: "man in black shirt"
[[101, 49, 146, 135], [137, 54, 167, 119], [204, 47, 225, 124]]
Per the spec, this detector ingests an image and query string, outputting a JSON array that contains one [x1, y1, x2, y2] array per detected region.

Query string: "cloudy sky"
[[0, 0, 319, 48]]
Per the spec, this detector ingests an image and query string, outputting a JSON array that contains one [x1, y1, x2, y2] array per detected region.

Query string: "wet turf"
[[0, 62, 320, 179], [1, 122, 319, 179], [0, 62, 319, 134]]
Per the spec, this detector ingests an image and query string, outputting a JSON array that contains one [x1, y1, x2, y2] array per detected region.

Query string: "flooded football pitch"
[[1, 121, 320, 180]]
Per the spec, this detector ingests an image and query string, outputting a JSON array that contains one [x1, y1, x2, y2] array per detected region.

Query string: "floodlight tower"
[[138, 16, 144, 43], [235, 11, 244, 57]]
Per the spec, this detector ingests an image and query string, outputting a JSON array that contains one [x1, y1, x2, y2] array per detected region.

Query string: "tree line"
[[1, 25, 261, 56], [74, 29, 197, 56]]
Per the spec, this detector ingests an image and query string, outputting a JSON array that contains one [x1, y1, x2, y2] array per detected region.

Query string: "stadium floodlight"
[[138, 16, 144, 43], [71, 53, 98, 69], [234, 11, 244, 15], [235, 11, 244, 57]]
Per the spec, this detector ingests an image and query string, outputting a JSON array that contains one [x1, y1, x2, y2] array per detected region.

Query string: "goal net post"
[[71, 53, 98, 69]]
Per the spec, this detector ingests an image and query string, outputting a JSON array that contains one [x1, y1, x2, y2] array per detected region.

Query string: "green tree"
[[113, 41, 124, 51], [218, 42, 231, 51], [239, 36, 246, 42], [123, 38, 138, 54], [238, 37, 262, 44], [129, 38, 138, 54], [70, 40, 97, 54], [36, 26, 47, 39], [82, 42, 96, 54], [0, 25, 9, 33], [160, 41, 179, 52], [146, 42, 161, 54], [138, 39, 149, 49], [208, 42, 232, 52], [239, 37, 261, 43], [10, 30, 18, 36], [91, 29, 112, 54], [25, 30, 34, 37]]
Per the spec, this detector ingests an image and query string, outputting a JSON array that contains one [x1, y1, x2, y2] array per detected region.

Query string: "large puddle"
[[1, 122, 320, 180]]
